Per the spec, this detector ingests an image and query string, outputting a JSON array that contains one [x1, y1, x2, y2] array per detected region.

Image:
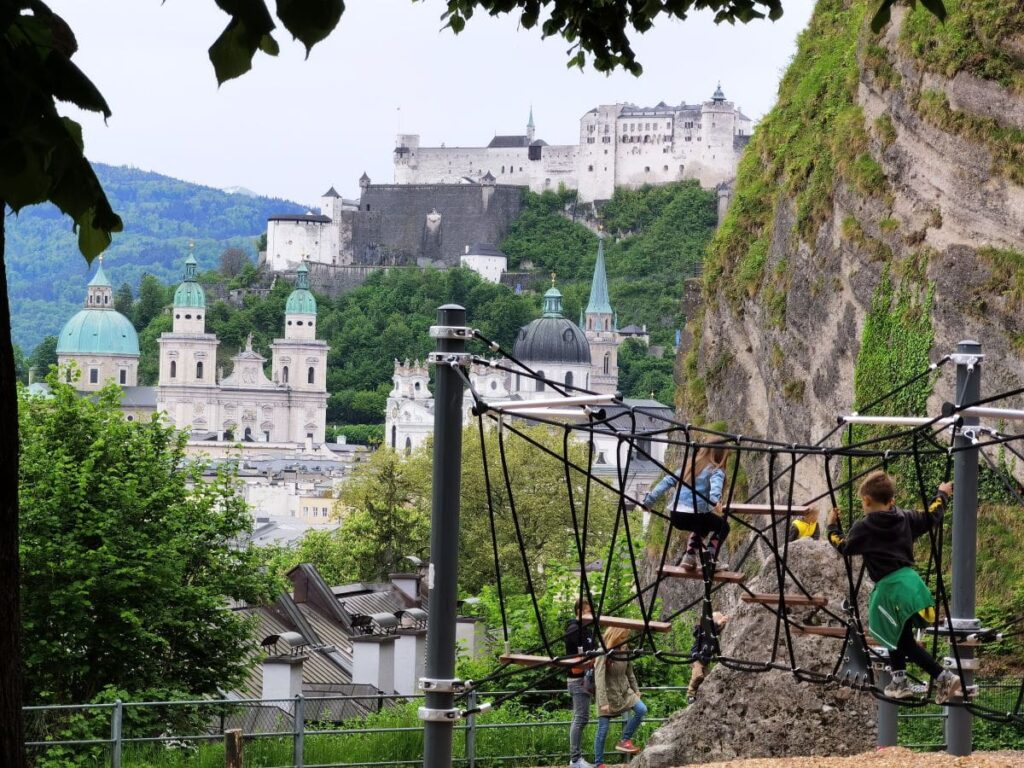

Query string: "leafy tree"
[[114, 281, 133, 317], [219, 246, 251, 277], [28, 335, 58, 377], [0, 0, 948, 760], [132, 273, 169, 330], [18, 378, 278, 705], [12, 344, 25, 382], [617, 337, 675, 404]]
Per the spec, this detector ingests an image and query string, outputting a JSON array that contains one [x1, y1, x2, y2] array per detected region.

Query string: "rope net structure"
[[447, 331, 1024, 729]]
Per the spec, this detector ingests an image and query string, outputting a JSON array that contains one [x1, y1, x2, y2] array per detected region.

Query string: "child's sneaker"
[[569, 759, 594, 768], [883, 672, 914, 700], [687, 694, 696, 705], [615, 739, 641, 754], [934, 670, 963, 704], [680, 552, 698, 570]]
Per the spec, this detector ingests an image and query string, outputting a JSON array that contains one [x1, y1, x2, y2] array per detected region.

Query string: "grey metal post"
[[876, 666, 898, 747], [422, 305, 468, 768], [110, 699, 122, 768], [293, 694, 305, 768], [946, 340, 980, 756], [465, 689, 477, 768]]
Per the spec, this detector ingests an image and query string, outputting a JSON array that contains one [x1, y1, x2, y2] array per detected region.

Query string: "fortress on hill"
[[264, 88, 750, 279], [394, 86, 751, 202]]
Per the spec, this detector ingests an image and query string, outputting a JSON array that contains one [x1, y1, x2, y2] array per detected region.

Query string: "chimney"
[[455, 616, 487, 661], [28, 366, 36, 386], [262, 655, 305, 712], [351, 636, 396, 694], [393, 609, 428, 696], [390, 572, 421, 605]]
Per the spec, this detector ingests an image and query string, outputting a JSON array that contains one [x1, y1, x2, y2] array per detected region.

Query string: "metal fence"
[[24, 681, 1024, 767], [23, 685, 687, 768]]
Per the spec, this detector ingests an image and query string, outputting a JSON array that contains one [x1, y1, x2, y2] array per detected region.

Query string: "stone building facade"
[[156, 258, 329, 445], [393, 89, 751, 202]]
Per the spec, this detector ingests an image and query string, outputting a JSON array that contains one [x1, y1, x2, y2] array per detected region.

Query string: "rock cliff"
[[688, 0, 1024, 499]]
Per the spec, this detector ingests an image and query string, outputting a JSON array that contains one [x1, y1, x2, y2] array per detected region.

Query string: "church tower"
[[158, 250, 219, 389], [271, 262, 329, 443], [526, 106, 535, 143], [584, 231, 620, 394]]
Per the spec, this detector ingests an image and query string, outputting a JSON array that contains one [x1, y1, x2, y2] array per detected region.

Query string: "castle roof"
[[530, 139, 548, 147], [481, 171, 496, 183], [467, 243, 507, 258], [585, 234, 613, 317], [322, 186, 340, 198], [619, 324, 647, 335], [268, 213, 331, 224], [487, 135, 531, 149], [512, 285, 591, 365]]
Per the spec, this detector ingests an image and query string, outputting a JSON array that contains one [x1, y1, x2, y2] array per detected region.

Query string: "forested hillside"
[[5, 163, 304, 352]]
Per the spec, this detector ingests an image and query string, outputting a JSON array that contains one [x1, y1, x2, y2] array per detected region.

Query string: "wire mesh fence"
[[22, 681, 1024, 767]]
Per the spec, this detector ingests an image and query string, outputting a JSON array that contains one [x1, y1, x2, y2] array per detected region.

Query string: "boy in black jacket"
[[827, 470, 961, 703], [687, 611, 728, 704], [564, 599, 597, 768]]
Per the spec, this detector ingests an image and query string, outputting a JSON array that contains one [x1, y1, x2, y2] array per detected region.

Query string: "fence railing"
[[23, 685, 687, 768], [24, 681, 1023, 767]]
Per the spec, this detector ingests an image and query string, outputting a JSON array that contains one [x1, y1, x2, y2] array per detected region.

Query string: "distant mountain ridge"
[[5, 163, 305, 352]]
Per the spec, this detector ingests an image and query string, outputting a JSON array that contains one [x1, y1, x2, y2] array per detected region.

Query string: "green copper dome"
[[173, 254, 206, 309], [56, 309, 140, 356], [286, 263, 317, 315]]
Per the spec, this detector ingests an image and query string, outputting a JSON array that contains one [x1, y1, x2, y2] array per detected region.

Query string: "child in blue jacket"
[[642, 445, 729, 570]]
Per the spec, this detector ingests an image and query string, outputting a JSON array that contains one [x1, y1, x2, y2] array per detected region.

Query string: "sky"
[[56, 0, 816, 206]]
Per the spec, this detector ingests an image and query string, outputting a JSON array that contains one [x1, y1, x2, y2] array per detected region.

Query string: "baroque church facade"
[[57, 254, 329, 447]]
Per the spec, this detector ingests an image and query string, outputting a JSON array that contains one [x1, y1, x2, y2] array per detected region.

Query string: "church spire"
[[527, 105, 535, 142], [585, 230, 613, 330]]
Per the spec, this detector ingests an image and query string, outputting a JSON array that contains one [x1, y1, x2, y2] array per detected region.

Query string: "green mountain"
[[5, 163, 305, 352]]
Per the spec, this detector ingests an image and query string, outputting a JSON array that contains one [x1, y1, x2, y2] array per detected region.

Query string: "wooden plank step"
[[499, 653, 586, 668], [792, 624, 847, 638], [582, 615, 672, 633], [726, 503, 811, 516], [741, 592, 828, 607], [660, 565, 745, 583]]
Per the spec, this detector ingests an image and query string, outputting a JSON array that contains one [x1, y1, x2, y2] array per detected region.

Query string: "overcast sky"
[[56, 0, 815, 206]]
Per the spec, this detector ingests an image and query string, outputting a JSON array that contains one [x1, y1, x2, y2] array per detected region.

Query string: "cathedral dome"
[[173, 254, 206, 308], [56, 308, 139, 356], [513, 286, 590, 364], [286, 263, 317, 315]]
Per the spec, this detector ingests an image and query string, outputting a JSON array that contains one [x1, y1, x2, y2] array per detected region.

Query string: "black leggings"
[[671, 511, 730, 554], [890, 620, 943, 678]]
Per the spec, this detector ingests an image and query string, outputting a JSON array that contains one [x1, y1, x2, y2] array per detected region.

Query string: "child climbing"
[[687, 611, 729, 704], [593, 626, 647, 765], [641, 444, 730, 570], [788, 505, 820, 542], [826, 470, 962, 703]]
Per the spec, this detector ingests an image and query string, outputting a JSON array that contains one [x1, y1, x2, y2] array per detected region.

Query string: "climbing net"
[[444, 330, 1024, 728]]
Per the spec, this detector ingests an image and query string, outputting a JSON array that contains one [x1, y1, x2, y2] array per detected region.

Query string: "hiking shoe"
[[570, 759, 595, 768], [883, 673, 914, 700], [615, 739, 641, 754], [934, 670, 963, 704], [680, 552, 698, 570]]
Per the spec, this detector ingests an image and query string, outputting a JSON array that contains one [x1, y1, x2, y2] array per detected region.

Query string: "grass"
[[976, 246, 1024, 309]]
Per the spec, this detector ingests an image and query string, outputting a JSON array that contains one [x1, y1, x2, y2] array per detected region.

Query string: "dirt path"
[[686, 748, 1024, 768]]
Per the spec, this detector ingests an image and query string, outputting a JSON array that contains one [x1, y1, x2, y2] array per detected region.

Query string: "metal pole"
[[110, 699, 122, 768], [422, 305, 468, 768], [465, 689, 477, 768], [876, 666, 898, 747], [293, 694, 305, 768], [946, 340, 980, 756]]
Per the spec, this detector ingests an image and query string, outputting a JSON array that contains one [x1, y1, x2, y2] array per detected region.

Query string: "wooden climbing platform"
[[741, 592, 828, 607], [660, 564, 745, 583], [582, 614, 672, 633], [726, 503, 811, 516], [499, 653, 586, 668], [792, 624, 847, 638]]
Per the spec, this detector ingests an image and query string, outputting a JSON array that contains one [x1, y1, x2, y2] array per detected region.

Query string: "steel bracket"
[[943, 656, 980, 671], [429, 325, 474, 341], [950, 352, 984, 369], [417, 706, 462, 722], [427, 352, 473, 366], [420, 677, 471, 694]]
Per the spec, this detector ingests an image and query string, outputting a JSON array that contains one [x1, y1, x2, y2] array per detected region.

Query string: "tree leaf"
[[46, 53, 112, 117], [209, 18, 262, 84], [275, 0, 344, 55]]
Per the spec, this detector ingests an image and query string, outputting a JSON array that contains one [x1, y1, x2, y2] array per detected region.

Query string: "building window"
[[263, 430, 270, 442], [603, 352, 610, 375], [644, 166, 650, 172], [119, 369, 126, 385], [89, 368, 98, 384], [588, 165, 594, 172], [565, 371, 574, 390], [170, 360, 177, 378], [307, 366, 315, 384], [282, 365, 289, 383], [391, 425, 397, 449], [664, 165, 669, 171], [535, 371, 545, 392], [405, 437, 412, 455], [244, 426, 252, 441], [196, 361, 204, 379]]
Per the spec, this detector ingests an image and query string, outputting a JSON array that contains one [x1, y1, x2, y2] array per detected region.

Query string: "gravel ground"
[[685, 748, 1024, 768]]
